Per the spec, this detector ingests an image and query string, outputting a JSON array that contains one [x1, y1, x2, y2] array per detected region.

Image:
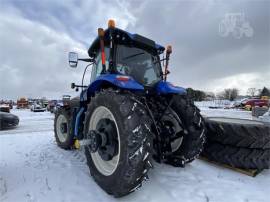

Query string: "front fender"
[[156, 81, 187, 95], [87, 74, 144, 97]]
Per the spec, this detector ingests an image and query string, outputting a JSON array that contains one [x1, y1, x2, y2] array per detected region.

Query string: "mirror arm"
[[71, 83, 87, 89], [78, 58, 95, 63], [81, 62, 94, 93], [75, 85, 88, 88], [159, 58, 166, 62]]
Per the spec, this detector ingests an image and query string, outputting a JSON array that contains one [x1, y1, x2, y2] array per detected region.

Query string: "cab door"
[[90, 48, 110, 83]]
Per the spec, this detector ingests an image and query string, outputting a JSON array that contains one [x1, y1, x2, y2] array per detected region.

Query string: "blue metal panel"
[[88, 28, 165, 56], [126, 32, 135, 40], [155, 44, 165, 52], [128, 33, 165, 52], [80, 89, 88, 102], [156, 81, 187, 95], [74, 107, 85, 137], [87, 74, 144, 96]]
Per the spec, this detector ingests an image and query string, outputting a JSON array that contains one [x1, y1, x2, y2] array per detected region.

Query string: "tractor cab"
[[68, 20, 183, 96], [88, 25, 165, 86]]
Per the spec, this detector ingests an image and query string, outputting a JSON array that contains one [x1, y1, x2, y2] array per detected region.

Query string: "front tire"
[[54, 108, 74, 149], [84, 89, 152, 197]]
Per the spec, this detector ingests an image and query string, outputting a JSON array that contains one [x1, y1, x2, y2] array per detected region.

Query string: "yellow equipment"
[[261, 96, 269, 100], [74, 139, 80, 149], [245, 105, 252, 111]]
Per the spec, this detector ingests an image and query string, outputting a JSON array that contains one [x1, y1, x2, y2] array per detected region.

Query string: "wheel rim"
[[162, 109, 184, 152], [56, 114, 68, 142], [171, 137, 183, 152], [88, 106, 120, 176]]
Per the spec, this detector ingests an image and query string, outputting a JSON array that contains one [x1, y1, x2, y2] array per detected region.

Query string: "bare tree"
[[221, 88, 239, 101], [247, 88, 256, 97], [205, 92, 215, 99], [257, 89, 262, 96], [223, 89, 231, 100], [230, 88, 239, 101]]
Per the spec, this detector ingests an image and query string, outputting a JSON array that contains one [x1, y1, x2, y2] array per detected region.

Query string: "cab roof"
[[88, 28, 165, 57]]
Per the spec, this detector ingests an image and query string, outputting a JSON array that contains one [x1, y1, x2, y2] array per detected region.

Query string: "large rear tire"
[[165, 95, 206, 166], [202, 141, 270, 170], [205, 117, 270, 149], [84, 89, 152, 197]]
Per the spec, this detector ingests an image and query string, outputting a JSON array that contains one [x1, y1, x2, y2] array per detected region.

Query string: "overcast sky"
[[0, 0, 269, 100]]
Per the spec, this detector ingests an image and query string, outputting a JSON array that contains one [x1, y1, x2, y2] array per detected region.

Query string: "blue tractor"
[[54, 20, 206, 197]]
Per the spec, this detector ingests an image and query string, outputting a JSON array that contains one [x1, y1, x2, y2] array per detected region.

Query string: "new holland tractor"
[[54, 20, 206, 197]]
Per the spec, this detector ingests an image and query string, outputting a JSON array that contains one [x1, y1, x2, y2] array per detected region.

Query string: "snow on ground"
[[259, 109, 270, 123], [0, 108, 270, 202], [200, 107, 254, 120], [196, 101, 256, 120]]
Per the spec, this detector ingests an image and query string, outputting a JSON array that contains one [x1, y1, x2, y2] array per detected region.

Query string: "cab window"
[[90, 47, 110, 82]]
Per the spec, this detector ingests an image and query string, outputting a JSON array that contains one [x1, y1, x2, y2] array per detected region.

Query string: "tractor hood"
[[88, 28, 165, 57]]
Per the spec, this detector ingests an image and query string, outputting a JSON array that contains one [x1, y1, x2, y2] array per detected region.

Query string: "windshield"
[[116, 45, 162, 86]]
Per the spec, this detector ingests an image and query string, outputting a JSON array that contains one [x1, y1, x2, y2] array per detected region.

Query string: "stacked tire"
[[202, 117, 270, 170]]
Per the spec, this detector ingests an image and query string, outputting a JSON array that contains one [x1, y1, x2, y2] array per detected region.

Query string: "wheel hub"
[[160, 110, 184, 153], [87, 130, 103, 153], [88, 106, 121, 176], [60, 122, 67, 134], [87, 118, 118, 161]]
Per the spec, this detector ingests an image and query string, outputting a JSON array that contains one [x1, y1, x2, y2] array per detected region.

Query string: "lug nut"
[[87, 130, 102, 153]]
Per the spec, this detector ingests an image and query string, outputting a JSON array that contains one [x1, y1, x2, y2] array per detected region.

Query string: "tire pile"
[[201, 117, 270, 170]]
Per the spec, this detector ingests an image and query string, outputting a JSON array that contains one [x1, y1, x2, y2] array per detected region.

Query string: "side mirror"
[[69, 52, 78, 68]]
